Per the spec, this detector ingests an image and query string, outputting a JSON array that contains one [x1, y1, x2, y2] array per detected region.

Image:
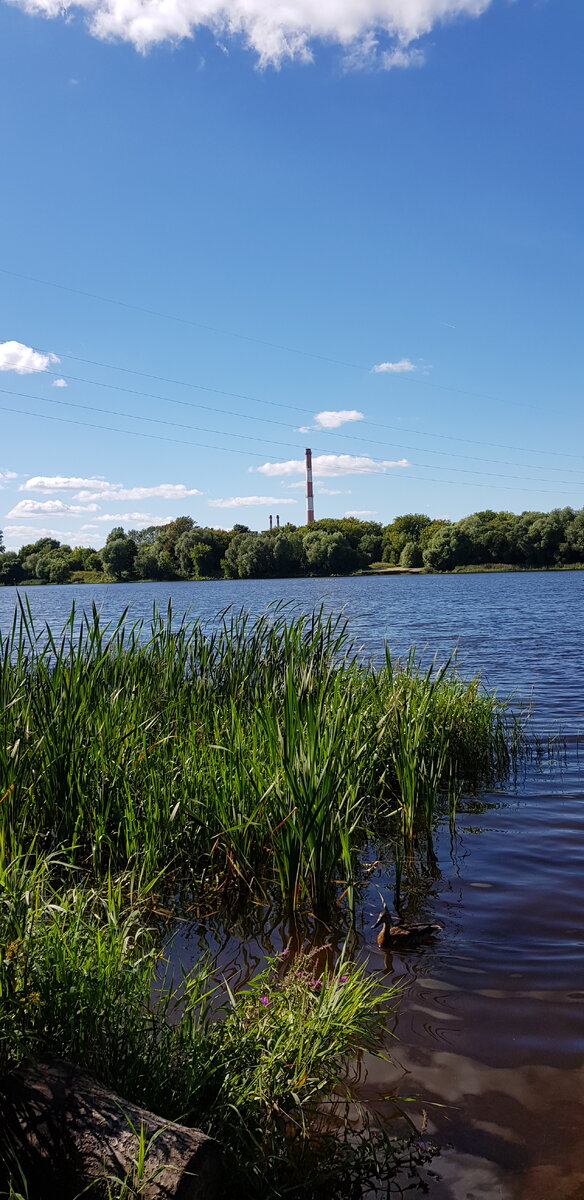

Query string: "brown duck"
[[372, 905, 442, 948]]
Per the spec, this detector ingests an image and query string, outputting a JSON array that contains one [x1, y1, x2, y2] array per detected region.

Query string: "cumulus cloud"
[[208, 496, 297, 508], [0, 341, 59, 374], [20, 476, 202, 501], [371, 359, 416, 373], [314, 410, 364, 430], [6, 499, 100, 518], [5, 0, 493, 65], [257, 454, 409, 478], [51, 378, 68, 388]]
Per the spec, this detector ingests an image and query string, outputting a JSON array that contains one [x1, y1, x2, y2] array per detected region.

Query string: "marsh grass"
[[0, 859, 412, 1198], [0, 599, 522, 912], [0, 600, 523, 1195]]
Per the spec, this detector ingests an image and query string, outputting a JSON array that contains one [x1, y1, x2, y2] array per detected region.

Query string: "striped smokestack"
[[305, 447, 315, 525]]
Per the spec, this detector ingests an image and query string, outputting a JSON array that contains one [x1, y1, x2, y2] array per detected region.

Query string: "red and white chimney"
[[305, 448, 315, 525]]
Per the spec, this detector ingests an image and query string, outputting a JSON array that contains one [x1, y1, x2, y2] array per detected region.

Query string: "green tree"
[[382, 515, 432, 564], [0, 552, 23, 586], [399, 541, 423, 568], [423, 527, 472, 571], [101, 533, 138, 581]]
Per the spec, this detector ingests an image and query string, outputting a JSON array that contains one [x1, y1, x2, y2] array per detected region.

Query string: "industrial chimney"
[[269, 514, 273, 531], [305, 448, 315, 525], [276, 514, 280, 528]]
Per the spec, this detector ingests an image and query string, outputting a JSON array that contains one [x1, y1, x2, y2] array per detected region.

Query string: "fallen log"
[[0, 1059, 221, 1200]]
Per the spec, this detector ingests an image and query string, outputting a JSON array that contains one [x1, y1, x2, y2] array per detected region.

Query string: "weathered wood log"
[[0, 1059, 221, 1200]]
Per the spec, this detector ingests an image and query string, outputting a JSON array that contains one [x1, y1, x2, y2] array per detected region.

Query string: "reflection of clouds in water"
[[425, 1149, 511, 1199], [380, 1046, 584, 1108]]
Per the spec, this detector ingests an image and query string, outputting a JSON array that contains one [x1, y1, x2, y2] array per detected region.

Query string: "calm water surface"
[[1, 573, 583, 1199]]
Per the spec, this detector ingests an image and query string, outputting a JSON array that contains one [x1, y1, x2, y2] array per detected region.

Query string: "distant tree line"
[[1, 507, 584, 585]]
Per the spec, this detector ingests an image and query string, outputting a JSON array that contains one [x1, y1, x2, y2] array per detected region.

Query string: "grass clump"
[[0, 599, 521, 913], [0, 857, 418, 1199]]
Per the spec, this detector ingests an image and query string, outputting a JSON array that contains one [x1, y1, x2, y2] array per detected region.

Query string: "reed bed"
[[0, 599, 521, 910], [0, 599, 522, 1196]]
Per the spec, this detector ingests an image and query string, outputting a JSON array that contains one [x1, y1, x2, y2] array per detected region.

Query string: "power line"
[[1, 396, 581, 497], [4, 263, 581, 424], [41, 366, 584, 478], [36, 346, 584, 465], [3, 384, 583, 488]]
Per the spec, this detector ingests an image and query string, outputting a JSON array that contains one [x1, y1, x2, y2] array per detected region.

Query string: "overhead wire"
[[40, 366, 584, 478], [3, 263, 581, 424], [1, 392, 581, 497], [32, 346, 584, 465]]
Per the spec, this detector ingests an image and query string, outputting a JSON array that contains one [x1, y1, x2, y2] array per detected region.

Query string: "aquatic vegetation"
[[0, 857, 414, 1198], [0, 600, 522, 1195], [0, 598, 521, 910]]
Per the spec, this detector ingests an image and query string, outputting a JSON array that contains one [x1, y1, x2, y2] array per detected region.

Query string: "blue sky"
[[1, 0, 583, 549]]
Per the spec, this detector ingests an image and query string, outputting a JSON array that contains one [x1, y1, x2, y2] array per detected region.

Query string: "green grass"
[[0, 857, 418, 1198], [0, 598, 520, 912], [0, 599, 522, 1196]]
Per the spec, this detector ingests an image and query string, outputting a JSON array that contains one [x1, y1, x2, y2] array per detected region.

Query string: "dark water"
[[2, 573, 584, 1198]]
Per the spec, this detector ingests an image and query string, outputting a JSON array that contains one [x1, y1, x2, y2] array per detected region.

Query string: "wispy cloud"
[[208, 496, 297, 508], [343, 34, 425, 71], [5, 0, 493, 66], [257, 454, 409, 478], [345, 509, 377, 517], [371, 359, 416, 374], [7, 499, 100, 518], [4, 524, 101, 542], [317, 487, 350, 496], [20, 476, 202, 501], [0, 470, 18, 487], [0, 341, 59, 374], [95, 512, 171, 525], [51, 378, 68, 388]]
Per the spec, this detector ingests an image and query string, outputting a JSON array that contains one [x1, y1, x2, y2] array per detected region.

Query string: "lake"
[[1, 571, 583, 1199]]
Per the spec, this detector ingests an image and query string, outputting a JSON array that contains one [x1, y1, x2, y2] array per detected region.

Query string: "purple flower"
[[260, 996, 270, 1007], [339, 975, 348, 984], [280, 948, 290, 958], [310, 979, 322, 990]]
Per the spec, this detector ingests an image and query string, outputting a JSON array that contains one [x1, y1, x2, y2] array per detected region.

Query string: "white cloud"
[[4, 525, 100, 542], [257, 454, 410, 478], [0, 341, 59, 374], [78, 484, 202, 501], [317, 487, 350, 496], [94, 512, 171, 525], [208, 496, 297, 508], [5, 0, 493, 65], [371, 359, 416, 373], [6, 499, 100, 518], [20, 476, 109, 493], [345, 509, 378, 517], [314, 409, 364, 430], [343, 33, 425, 71], [0, 470, 17, 486], [51, 378, 68, 388], [20, 476, 202, 501]]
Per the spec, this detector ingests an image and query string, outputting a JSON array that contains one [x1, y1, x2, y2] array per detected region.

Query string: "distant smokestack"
[[276, 514, 280, 528], [305, 448, 315, 525], [269, 514, 273, 530]]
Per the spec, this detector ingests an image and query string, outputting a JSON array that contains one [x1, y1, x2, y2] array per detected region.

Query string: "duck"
[[372, 905, 442, 948]]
